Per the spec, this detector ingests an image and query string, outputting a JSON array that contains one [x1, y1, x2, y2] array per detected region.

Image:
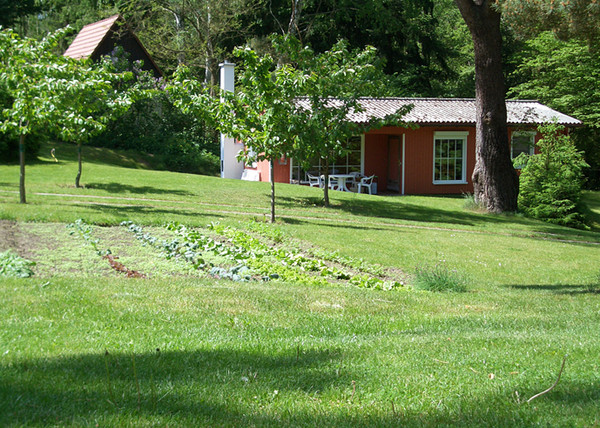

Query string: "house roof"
[[296, 98, 582, 127], [63, 14, 121, 59], [63, 14, 162, 77]]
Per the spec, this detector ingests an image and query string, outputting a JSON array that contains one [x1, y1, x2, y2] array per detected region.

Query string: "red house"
[[238, 98, 581, 195]]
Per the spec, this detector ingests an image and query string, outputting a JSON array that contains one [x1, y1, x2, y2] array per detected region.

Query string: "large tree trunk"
[[19, 133, 26, 204], [454, 0, 518, 213]]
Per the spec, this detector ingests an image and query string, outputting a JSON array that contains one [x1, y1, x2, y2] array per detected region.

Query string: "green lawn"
[[1, 141, 600, 426]]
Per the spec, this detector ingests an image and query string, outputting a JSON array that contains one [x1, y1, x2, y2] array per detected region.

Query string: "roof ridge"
[[79, 14, 121, 29]]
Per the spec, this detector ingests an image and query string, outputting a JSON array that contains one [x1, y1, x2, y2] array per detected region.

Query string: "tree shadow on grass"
[[86, 182, 195, 197], [277, 194, 518, 228], [72, 203, 235, 222], [509, 284, 600, 295], [280, 216, 400, 233], [1, 348, 596, 426]]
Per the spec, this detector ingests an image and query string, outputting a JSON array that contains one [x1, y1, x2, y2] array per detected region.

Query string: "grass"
[[2, 277, 600, 426], [1, 141, 600, 426], [413, 262, 469, 292]]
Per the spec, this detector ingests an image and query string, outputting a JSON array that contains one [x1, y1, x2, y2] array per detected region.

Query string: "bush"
[[518, 122, 589, 229], [90, 93, 220, 176], [414, 263, 468, 292], [0, 131, 46, 163], [0, 87, 46, 163]]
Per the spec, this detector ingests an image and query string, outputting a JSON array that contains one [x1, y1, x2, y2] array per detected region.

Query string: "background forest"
[[1, 0, 598, 187]]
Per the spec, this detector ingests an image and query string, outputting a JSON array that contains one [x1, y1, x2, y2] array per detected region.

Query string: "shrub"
[[0, 87, 46, 163], [518, 122, 589, 229], [414, 263, 468, 292], [0, 250, 35, 278], [90, 93, 220, 176], [0, 131, 46, 163]]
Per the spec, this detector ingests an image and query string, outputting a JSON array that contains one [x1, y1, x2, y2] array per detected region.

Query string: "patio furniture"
[[348, 172, 363, 192], [306, 173, 323, 188], [357, 175, 376, 194], [329, 174, 354, 192]]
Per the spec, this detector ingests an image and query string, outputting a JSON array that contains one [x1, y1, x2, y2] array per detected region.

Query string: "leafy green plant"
[[0, 250, 35, 278], [518, 122, 589, 229], [67, 219, 110, 256], [414, 262, 468, 292]]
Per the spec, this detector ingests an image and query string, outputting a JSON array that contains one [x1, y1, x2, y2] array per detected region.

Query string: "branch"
[[527, 355, 567, 404]]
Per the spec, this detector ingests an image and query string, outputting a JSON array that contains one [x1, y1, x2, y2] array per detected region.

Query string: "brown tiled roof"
[[63, 14, 120, 59], [296, 98, 582, 126]]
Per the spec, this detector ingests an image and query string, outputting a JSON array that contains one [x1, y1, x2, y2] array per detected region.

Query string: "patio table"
[[328, 174, 355, 192]]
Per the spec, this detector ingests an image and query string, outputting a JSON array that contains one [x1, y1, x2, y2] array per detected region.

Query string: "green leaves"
[[518, 122, 590, 229], [0, 27, 137, 142], [0, 250, 35, 278]]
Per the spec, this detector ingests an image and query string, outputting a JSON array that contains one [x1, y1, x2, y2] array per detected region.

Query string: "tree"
[[169, 36, 408, 218], [289, 39, 411, 206], [123, 0, 259, 82], [57, 56, 140, 188], [453, 0, 519, 213], [509, 31, 600, 187], [245, 0, 467, 97], [517, 122, 589, 228], [500, 0, 600, 44], [168, 40, 304, 222], [0, 27, 136, 201], [0, 0, 40, 28]]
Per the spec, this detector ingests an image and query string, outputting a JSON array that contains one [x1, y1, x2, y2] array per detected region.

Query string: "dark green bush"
[[90, 92, 220, 176], [518, 122, 589, 229], [0, 131, 46, 163]]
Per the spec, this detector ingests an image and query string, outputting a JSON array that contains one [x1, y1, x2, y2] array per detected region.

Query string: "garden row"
[[57, 219, 405, 290]]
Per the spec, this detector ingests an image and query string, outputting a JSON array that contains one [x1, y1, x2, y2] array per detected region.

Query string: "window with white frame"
[[511, 131, 535, 159], [290, 135, 363, 183], [433, 131, 468, 184]]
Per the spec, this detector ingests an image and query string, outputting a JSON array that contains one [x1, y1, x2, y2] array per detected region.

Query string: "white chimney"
[[219, 61, 244, 180]]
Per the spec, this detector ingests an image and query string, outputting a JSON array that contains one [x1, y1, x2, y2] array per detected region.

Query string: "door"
[[387, 136, 402, 193]]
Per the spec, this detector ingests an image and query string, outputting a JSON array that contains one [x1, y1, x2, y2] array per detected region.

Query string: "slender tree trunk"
[[270, 160, 275, 223], [19, 133, 26, 204], [76, 142, 83, 188], [288, 0, 304, 37], [454, 0, 518, 213], [205, 4, 212, 86], [173, 10, 185, 65], [323, 156, 330, 207]]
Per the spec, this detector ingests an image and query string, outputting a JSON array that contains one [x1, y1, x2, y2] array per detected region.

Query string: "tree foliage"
[[287, 38, 412, 206], [169, 36, 408, 219], [0, 27, 136, 199], [518, 122, 589, 228], [500, 0, 600, 44]]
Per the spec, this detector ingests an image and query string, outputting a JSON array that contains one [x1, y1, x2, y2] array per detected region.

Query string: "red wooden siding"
[[266, 125, 543, 195], [251, 158, 290, 183]]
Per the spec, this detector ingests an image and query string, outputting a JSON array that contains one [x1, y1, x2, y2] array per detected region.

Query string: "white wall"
[[219, 61, 244, 179]]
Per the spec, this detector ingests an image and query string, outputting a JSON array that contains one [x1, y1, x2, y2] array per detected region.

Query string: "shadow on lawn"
[[509, 284, 600, 295], [2, 348, 592, 426], [278, 195, 478, 227], [86, 182, 194, 197], [72, 203, 236, 221]]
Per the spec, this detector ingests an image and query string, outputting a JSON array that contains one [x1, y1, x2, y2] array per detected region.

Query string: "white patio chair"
[[348, 172, 362, 192], [357, 175, 376, 194], [306, 173, 323, 188]]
